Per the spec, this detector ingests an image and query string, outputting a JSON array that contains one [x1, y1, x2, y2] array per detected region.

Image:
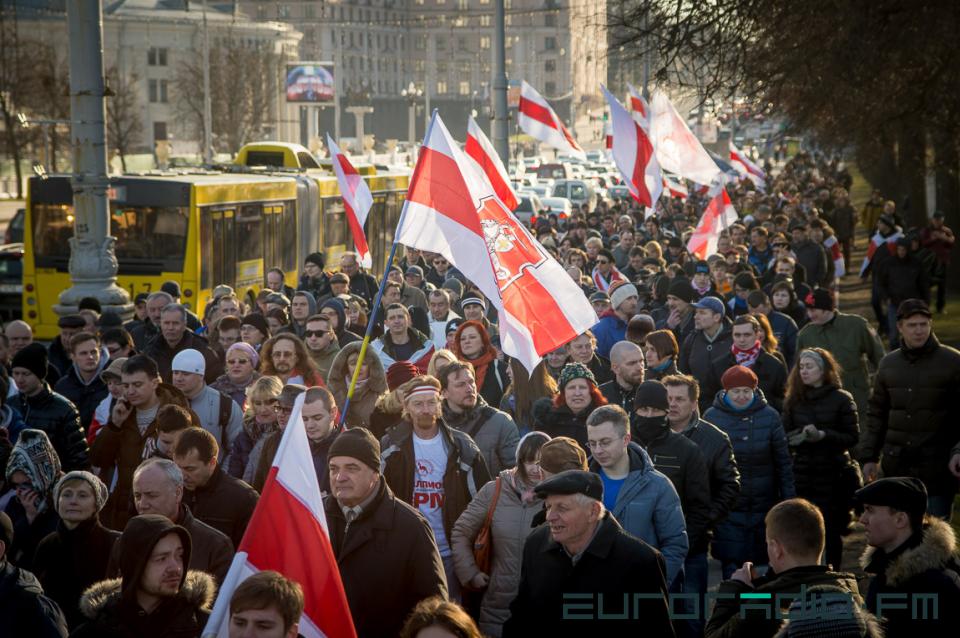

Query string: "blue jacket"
[[592, 310, 627, 360], [766, 310, 799, 368], [704, 390, 795, 565], [589, 443, 689, 586]]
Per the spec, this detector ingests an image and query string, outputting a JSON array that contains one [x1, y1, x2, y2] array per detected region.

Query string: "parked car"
[[0, 243, 23, 322], [536, 163, 568, 180], [539, 196, 574, 218], [3, 208, 24, 244], [608, 185, 632, 202], [513, 194, 543, 226], [551, 179, 597, 210]]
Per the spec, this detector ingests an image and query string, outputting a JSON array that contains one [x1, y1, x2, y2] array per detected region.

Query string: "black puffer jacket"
[[0, 558, 68, 638], [679, 321, 733, 390], [142, 330, 223, 384], [53, 354, 109, 429], [704, 350, 788, 412], [782, 384, 860, 516], [531, 398, 599, 452], [8, 385, 87, 471], [877, 253, 931, 306], [679, 414, 741, 537], [859, 334, 960, 495]]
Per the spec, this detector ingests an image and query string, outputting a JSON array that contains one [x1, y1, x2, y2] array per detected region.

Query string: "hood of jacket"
[[293, 290, 318, 318], [772, 583, 883, 638], [328, 341, 388, 398], [78, 570, 215, 620], [709, 387, 771, 416], [68, 347, 111, 387], [320, 298, 348, 335], [441, 395, 495, 432], [116, 514, 193, 601], [589, 441, 655, 477], [860, 516, 958, 586]]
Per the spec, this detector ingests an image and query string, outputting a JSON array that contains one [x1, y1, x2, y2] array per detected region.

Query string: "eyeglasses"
[[274, 405, 293, 414], [226, 358, 251, 365], [596, 259, 609, 265]]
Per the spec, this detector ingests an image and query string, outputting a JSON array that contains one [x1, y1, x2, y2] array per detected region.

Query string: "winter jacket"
[[33, 517, 119, 630], [647, 357, 679, 382], [474, 358, 510, 409], [704, 390, 795, 565], [920, 223, 955, 265], [73, 515, 215, 638], [309, 340, 341, 383], [503, 511, 675, 637], [782, 385, 860, 517], [679, 320, 734, 398], [599, 378, 637, 414], [53, 352, 109, 430], [209, 372, 259, 409], [348, 270, 380, 309], [142, 330, 223, 384], [181, 464, 258, 548], [442, 398, 519, 476], [588, 443, 689, 586], [631, 421, 712, 554], [531, 398, 598, 452], [451, 470, 543, 637], [381, 420, 491, 547], [861, 517, 960, 638], [328, 341, 388, 430], [584, 352, 614, 385], [704, 349, 788, 412], [246, 429, 281, 493], [0, 558, 68, 638], [372, 326, 435, 373], [187, 385, 244, 465], [860, 335, 960, 496], [3, 496, 60, 571], [90, 383, 189, 530], [831, 203, 858, 241], [877, 253, 931, 306], [401, 283, 429, 313], [707, 565, 866, 638], [47, 337, 73, 379], [8, 384, 88, 472], [678, 413, 741, 534], [324, 479, 447, 638], [592, 310, 628, 359], [793, 239, 829, 287], [765, 310, 799, 368], [797, 312, 885, 417], [226, 414, 275, 479]]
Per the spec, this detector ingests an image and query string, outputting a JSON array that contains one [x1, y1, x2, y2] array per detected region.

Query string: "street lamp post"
[[401, 81, 422, 148]]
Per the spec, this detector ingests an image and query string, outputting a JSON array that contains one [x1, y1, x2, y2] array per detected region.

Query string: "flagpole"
[[337, 111, 438, 429]]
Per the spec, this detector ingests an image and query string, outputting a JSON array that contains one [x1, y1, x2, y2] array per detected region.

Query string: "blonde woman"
[[226, 375, 283, 478]]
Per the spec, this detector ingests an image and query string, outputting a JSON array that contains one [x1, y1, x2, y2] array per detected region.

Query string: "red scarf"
[[466, 348, 498, 390], [591, 265, 626, 292], [732, 340, 762, 368]]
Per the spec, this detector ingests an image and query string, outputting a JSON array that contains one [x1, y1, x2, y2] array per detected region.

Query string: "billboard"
[[286, 63, 335, 104]]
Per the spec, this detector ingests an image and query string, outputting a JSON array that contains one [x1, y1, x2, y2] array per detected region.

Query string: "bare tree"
[[105, 66, 144, 172]]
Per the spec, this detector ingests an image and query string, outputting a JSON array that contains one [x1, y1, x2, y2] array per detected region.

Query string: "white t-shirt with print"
[[413, 432, 450, 556]]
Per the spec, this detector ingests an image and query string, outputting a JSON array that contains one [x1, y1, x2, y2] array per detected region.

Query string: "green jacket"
[[796, 312, 885, 413]]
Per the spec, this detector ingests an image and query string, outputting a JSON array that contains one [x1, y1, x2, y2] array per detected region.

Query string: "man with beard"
[[438, 361, 519, 475], [599, 340, 645, 414]]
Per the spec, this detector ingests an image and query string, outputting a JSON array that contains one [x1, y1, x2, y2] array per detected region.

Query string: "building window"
[[153, 122, 167, 141], [305, 5, 316, 19], [545, 81, 557, 94], [278, 4, 290, 19], [480, 36, 491, 49], [437, 80, 448, 94], [416, 35, 427, 50], [148, 79, 168, 103], [436, 36, 447, 51], [438, 61, 448, 74], [480, 15, 491, 26], [545, 36, 556, 50], [147, 47, 167, 66], [458, 0, 469, 9], [545, 59, 556, 72], [459, 81, 470, 95], [480, 0, 490, 4], [545, 13, 556, 27]]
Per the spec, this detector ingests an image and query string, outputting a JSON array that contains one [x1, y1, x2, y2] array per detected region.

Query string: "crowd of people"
[[1, 151, 960, 638]]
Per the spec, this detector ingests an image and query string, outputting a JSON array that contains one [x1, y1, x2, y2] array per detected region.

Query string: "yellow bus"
[[23, 160, 409, 339]]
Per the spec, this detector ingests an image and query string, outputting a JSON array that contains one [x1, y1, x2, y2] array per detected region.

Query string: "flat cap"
[[534, 469, 603, 502], [58, 314, 86, 329], [855, 477, 927, 520], [896, 298, 931, 320]]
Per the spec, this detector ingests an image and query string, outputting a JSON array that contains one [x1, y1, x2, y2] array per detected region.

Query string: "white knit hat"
[[610, 283, 639, 311], [172, 348, 206, 375]]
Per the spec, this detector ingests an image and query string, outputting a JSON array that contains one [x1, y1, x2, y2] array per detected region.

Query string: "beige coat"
[[451, 469, 543, 637]]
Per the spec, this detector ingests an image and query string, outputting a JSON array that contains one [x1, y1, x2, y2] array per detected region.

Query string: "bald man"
[[599, 340, 646, 414], [4, 320, 33, 359]]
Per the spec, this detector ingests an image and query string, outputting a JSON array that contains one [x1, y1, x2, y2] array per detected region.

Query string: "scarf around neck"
[[732, 340, 762, 367]]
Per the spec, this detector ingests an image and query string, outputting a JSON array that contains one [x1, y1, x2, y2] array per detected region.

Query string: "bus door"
[[262, 204, 284, 276], [234, 204, 264, 293], [209, 208, 236, 288]]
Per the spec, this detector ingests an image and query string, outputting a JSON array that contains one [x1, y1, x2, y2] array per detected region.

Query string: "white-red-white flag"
[[649, 91, 722, 186], [202, 393, 356, 638], [397, 112, 597, 372], [602, 84, 662, 209], [859, 229, 903, 277], [328, 134, 374, 269], [627, 83, 649, 125], [663, 173, 688, 200], [728, 142, 767, 192], [465, 115, 519, 212], [687, 184, 739, 259], [823, 235, 846, 278], [518, 81, 586, 160]]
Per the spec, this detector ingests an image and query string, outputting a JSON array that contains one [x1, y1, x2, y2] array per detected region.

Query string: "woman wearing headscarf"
[[452, 320, 509, 408], [328, 341, 388, 430], [782, 348, 860, 569], [33, 471, 118, 630], [452, 432, 552, 637], [210, 342, 261, 408], [531, 362, 607, 451], [3, 429, 63, 569]]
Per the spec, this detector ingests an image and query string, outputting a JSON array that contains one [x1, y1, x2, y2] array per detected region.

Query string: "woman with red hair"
[[452, 320, 509, 407], [531, 362, 606, 451]]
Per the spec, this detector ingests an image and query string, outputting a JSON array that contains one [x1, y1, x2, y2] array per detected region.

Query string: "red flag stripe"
[[241, 466, 356, 637], [407, 147, 485, 236], [519, 96, 558, 130], [631, 123, 654, 206], [465, 133, 517, 211], [342, 198, 370, 262]]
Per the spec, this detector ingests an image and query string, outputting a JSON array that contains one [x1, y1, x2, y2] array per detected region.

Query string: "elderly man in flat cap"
[[503, 470, 674, 637]]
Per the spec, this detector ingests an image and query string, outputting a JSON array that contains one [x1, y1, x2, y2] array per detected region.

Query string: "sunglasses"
[[304, 329, 328, 338], [226, 358, 251, 365], [596, 259, 609, 265]]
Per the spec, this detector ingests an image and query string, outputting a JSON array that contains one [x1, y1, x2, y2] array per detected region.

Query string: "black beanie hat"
[[329, 427, 381, 472], [241, 313, 270, 337], [304, 252, 325, 269], [11, 342, 48, 380], [634, 380, 670, 411], [667, 278, 695, 304]]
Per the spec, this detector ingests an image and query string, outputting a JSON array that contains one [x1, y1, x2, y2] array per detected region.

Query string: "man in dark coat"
[[860, 299, 960, 520], [0, 511, 68, 638], [142, 303, 222, 384], [339, 251, 379, 309], [172, 428, 258, 548], [503, 470, 675, 637], [857, 477, 960, 638], [326, 428, 448, 638], [703, 314, 787, 411], [599, 340, 646, 414], [679, 296, 733, 410], [876, 238, 931, 348], [53, 332, 109, 430], [9, 342, 88, 471], [72, 514, 215, 638], [790, 219, 830, 288], [707, 498, 875, 638]]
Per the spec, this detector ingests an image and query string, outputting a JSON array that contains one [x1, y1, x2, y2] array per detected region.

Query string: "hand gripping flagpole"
[[337, 111, 439, 429]]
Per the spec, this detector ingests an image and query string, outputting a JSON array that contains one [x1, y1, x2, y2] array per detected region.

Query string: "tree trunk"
[[897, 122, 927, 228], [934, 133, 960, 292]]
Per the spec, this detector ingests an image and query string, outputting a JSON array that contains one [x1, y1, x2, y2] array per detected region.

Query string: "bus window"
[[236, 205, 263, 262], [110, 204, 189, 271], [200, 212, 213, 290], [297, 151, 320, 169], [31, 204, 75, 268], [281, 201, 297, 274], [323, 197, 347, 252]]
